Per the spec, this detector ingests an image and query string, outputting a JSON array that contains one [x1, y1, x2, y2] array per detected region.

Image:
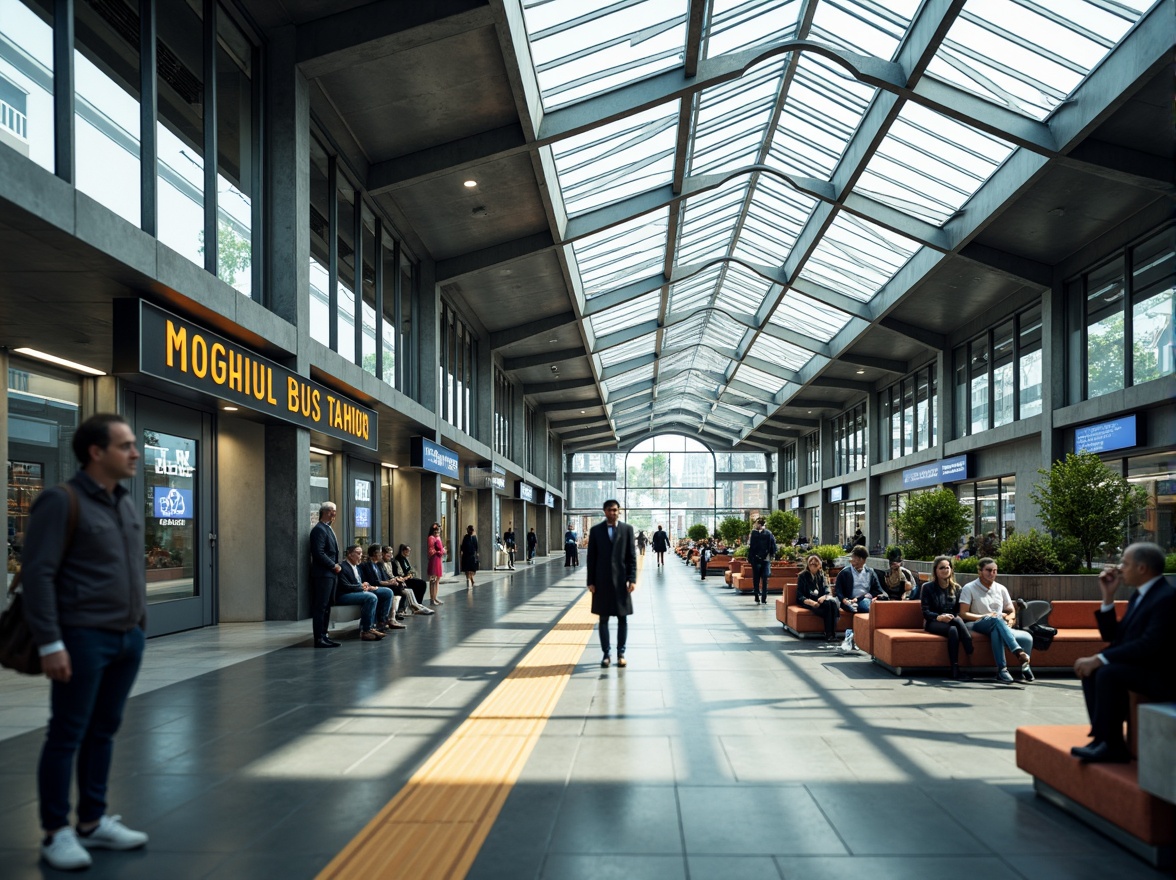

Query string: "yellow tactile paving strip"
[[317, 559, 639, 880]]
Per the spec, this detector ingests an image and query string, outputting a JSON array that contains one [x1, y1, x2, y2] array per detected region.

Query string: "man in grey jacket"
[[21, 414, 149, 870]]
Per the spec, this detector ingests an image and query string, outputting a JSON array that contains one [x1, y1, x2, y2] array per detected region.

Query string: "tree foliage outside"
[[717, 515, 751, 545], [996, 528, 1061, 574], [764, 510, 801, 553], [1030, 451, 1148, 569], [687, 523, 708, 542], [626, 452, 668, 489], [892, 488, 972, 560], [198, 221, 252, 291]]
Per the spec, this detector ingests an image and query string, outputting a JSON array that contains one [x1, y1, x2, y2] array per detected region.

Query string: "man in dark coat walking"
[[587, 499, 637, 668]]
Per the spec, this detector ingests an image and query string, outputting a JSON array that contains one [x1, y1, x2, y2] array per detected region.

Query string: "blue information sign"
[[355, 506, 370, 528], [902, 454, 970, 490], [153, 487, 193, 520], [1075, 415, 1137, 454], [410, 437, 459, 478]]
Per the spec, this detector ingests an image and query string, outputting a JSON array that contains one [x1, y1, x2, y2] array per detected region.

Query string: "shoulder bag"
[[1, 485, 79, 675]]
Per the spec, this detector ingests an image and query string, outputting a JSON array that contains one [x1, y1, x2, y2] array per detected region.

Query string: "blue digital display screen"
[[355, 506, 370, 528], [1075, 415, 1137, 454], [153, 487, 193, 520]]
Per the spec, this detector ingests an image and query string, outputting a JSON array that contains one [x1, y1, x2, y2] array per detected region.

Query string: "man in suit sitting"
[[586, 499, 637, 669], [1072, 541, 1176, 763]]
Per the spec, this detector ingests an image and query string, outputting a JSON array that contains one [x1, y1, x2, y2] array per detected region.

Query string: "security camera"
[[550, 365, 559, 373]]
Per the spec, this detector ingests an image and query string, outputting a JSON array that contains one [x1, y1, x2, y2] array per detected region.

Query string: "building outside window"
[[956, 476, 1016, 545]]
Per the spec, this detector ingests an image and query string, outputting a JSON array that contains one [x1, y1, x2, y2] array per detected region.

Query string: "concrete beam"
[[522, 376, 596, 395], [368, 124, 528, 194], [839, 352, 907, 374], [490, 311, 578, 349], [436, 231, 555, 281], [957, 242, 1053, 288], [502, 347, 586, 371], [878, 317, 947, 349]]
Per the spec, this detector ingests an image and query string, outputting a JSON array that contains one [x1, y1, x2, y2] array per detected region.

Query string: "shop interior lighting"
[[13, 347, 105, 376], [463, 179, 477, 187], [309, 446, 335, 456], [381, 462, 398, 469], [222, 406, 239, 412]]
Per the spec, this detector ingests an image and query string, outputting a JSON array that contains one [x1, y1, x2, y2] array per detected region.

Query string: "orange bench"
[[732, 565, 799, 593], [776, 600, 855, 637], [865, 599, 1123, 675], [1016, 719, 1174, 867]]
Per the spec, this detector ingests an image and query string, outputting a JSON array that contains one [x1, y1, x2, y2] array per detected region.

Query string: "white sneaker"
[[78, 814, 148, 850], [416, 607, 435, 615], [42, 827, 93, 869]]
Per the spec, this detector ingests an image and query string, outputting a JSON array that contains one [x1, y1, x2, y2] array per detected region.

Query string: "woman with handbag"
[[460, 525, 479, 589], [426, 523, 446, 605]]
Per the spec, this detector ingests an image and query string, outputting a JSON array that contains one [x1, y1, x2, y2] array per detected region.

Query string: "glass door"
[[126, 392, 215, 635]]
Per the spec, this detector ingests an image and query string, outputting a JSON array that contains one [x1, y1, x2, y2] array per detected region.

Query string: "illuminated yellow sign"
[[114, 300, 377, 450]]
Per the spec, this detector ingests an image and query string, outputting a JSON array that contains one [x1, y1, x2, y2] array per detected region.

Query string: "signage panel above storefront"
[[902, 454, 970, 490], [828, 486, 844, 502], [411, 437, 459, 478], [114, 300, 377, 450], [1075, 414, 1138, 454], [789, 496, 800, 510], [515, 481, 535, 502], [465, 464, 505, 490], [544, 490, 555, 508]]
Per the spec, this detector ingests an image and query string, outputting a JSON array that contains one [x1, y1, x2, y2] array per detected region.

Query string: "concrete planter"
[[868, 557, 1106, 601]]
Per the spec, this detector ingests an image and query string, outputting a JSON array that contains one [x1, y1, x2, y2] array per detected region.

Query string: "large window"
[[1068, 226, 1175, 402], [780, 444, 797, 492], [0, 0, 54, 172], [882, 365, 937, 462], [621, 435, 715, 535], [954, 302, 1045, 437], [802, 432, 820, 485], [831, 403, 866, 476], [493, 367, 513, 457], [956, 476, 1016, 543], [441, 302, 475, 434]]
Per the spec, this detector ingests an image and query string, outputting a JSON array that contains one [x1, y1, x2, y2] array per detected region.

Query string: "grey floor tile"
[[540, 853, 687, 880], [548, 785, 682, 855], [1006, 853, 1172, 880], [679, 785, 846, 856], [776, 855, 1018, 880], [688, 855, 784, 880]]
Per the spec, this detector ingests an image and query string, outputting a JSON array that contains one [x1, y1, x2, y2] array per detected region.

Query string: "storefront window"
[[0, 0, 54, 173], [992, 319, 1014, 427], [1018, 304, 1043, 417], [834, 500, 865, 550], [1126, 452, 1174, 552], [957, 476, 1016, 545], [141, 429, 197, 604], [308, 450, 330, 527], [6, 361, 79, 570], [309, 137, 331, 349]]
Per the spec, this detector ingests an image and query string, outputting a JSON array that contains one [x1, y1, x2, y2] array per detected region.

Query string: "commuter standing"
[[564, 524, 579, 567], [503, 523, 516, 570], [427, 522, 445, 605], [21, 414, 149, 870], [309, 502, 342, 648], [587, 500, 637, 668], [747, 517, 776, 605], [526, 527, 537, 563], [651, 524, 669, 567], [460, 525, 479, 588]]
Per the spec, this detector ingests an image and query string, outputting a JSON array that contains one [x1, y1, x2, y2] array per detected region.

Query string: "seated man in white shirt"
[[834, 545, 887, 614], [959, 558, 1033, 684]]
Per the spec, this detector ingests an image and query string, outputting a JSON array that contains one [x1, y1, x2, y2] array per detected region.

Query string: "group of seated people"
[[794, 546, 1036, 682], [334, 543, 435, 640]]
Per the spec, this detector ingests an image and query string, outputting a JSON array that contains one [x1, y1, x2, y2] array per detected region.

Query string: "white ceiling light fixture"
[[309, 446, 335, 456], [381, 462, 399, 469], [463, 179, 477, 188], [222, 406, 239, 412], [13, 347, 105, 376]]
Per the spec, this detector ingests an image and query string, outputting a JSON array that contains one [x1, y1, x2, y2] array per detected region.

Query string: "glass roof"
[[514, 0, 1158, 445]]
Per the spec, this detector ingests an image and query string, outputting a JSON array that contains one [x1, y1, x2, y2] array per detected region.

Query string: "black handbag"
[[1027, 622, 1057, 651], [0, 485, 78, 675]]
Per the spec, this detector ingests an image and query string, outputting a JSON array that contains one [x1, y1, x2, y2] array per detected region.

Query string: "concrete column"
[[511, 376, 525, 470], [536, 504, 549, 557], [935, 348, 951, 460], [264, 26, 309, 329], [1032, 284, 1065, 531], [476, 345, 493, 449], [420, 472, 440, 566], [476, 487, 494, 562], [819, 419, 834, 544], [416, 260, 439, 412], [264, 424, 310, 620]]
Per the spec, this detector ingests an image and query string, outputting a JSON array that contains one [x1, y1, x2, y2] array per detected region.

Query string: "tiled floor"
[[0, 556, 1166, 879]]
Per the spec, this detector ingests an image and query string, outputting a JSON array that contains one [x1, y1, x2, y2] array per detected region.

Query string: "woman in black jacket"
[[921, 555, 974, 680], [460, 525, 479, 588], [796, 553, 841, 640]]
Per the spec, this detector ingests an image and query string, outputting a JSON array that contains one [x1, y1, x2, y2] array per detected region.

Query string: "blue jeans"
[[751, 560, 771, 602], [335, 587, 394, 630], [842, 595, 874, 613], [971, 616, 1032, 667], [38, 626, 145, 831]]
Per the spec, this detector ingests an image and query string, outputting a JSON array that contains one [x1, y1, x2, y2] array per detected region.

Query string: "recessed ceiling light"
[[13, 347, 105, 376], [463, 179, 477, 188], [222, 406, 238, 412], [580, 410, 586, 414], [807, 410, 813, 414], [855, 370, 865, 375], [309, 446, 334, 456], [381, 462, 398, 469]]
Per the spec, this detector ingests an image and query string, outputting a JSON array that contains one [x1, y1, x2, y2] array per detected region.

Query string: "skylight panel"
[[551, 104, 678, 216], [733, 175, 819, 263], [748, 333, 817, 371], [689, 61, 784, 175], [598, 335, 657, 368], [573, 208, 668, 298], [926, 0, 1149, 120], [799, 212, 919, 301], [717, 263, 774, 313], [855, 102, 1016, 225], [705, 0, 802, 58], [603, 363, 655, 394], [731, 361, 790, 395], [809, 0, 920, 60], [768, 54, 874, 179], [522, 0, 688, 111], [661, 312, 709, 349], [588, 289, 660, 337], [677, 181, 747, 265], [769, 290, 852, 341], [668, 264, 723, 314]]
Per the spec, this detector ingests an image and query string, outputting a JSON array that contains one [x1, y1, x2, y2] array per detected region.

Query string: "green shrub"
[[717, 516, 751, 546], [733, 545, 749, 558], [687, 523, 709, 542], [765, 510, 802, 548], [997, 528, 1060, 574], [953, 556, 980, 574], [1166, 553, 1176, 573], [812, 544, 842, 569], [892, 488, 972, 560]]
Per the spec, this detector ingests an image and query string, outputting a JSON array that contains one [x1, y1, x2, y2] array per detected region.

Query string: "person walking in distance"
[[503, 523, 516, 570], [586, 500, 637, 668], [747, 517, 776, 605], [651, 524, 669, 567], [526, 527, 537, 564], [21, 414, 150, 870], [309, 502, 342, 648]]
